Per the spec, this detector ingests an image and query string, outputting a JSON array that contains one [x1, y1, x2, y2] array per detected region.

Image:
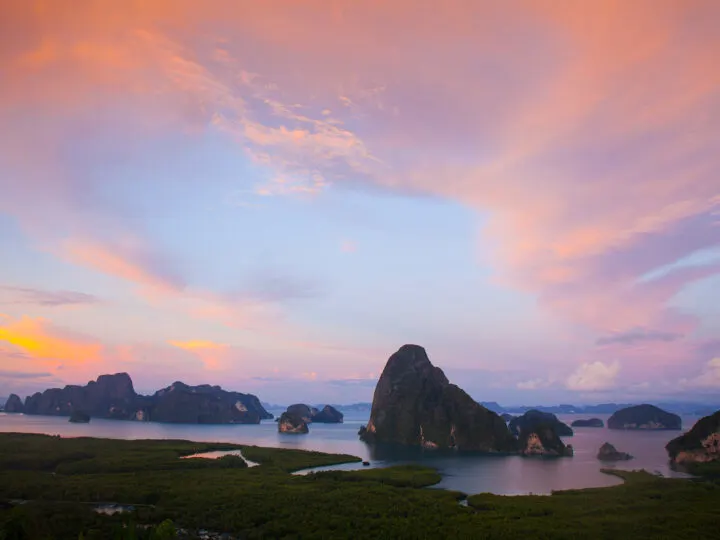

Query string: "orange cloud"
[[0, 316, 102, 367]]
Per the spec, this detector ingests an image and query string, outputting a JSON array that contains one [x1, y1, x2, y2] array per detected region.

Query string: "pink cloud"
[[168, 340, 231, 371], [1, 0, 719, 395], [340, 239, 357, 254]]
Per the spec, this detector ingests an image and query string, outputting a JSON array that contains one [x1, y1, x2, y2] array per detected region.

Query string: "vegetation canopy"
[[0, 433, 718, 539]]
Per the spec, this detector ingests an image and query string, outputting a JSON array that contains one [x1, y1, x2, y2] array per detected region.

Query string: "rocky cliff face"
[[359, 345, 517, 452], [509, 410, 574, 437], [511, 411, 573, 457], [666, 410, 720, 464], [19, 374, 272, 424], [597, 442, 632, 461], [24, 373, 137, 419], [608, 404, 681, 430], [278, 412, 309, 434], [3, 394, 24, 413], [518, 426, 573, 457]]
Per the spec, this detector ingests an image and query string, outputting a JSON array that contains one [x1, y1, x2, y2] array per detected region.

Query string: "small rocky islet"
[[68, 410, 91, 424], [572, 418, 604, 428], [597, 442, 632, 461], [276, 403, 344, 433]]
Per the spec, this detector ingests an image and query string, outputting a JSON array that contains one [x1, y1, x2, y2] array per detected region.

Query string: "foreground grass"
[[0, 433, 719, 539]]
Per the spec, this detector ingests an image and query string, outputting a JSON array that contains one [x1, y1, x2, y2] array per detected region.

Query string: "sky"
[[1, 0, 719, 406]]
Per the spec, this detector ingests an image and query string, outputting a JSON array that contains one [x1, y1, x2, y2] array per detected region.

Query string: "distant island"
[[68, 411, 90, 424], [3, 374, 272, 424], [572, 418, 604, 428], [608, 404, 681, 430]]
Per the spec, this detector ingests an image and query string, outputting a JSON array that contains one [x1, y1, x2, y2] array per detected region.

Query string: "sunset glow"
[[1, 0, 718, 403]]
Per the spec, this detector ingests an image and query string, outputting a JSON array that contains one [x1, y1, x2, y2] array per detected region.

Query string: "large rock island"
[[666, 410, 720, 465], [359, 345, 517, 452], [17, 374, 272, 424], [607, 404, 681, 430]]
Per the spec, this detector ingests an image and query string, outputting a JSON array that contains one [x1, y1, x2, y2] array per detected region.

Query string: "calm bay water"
[[0, 411, 698, 495]]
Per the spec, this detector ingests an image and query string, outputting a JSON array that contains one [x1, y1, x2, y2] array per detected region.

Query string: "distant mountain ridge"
[[496, 402, 719, 416], [262, 402, 372, 414]]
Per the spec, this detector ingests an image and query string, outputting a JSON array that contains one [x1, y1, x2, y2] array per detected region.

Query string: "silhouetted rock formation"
[[518, 423, 574, 457], [69, 411, 90, 423], [3, 394, 23, 413], [312, 405, 344, 423], [608, 404, 681, 430], [359, 345, 517, 452], [281, 404, 344, 423], [597, 442, 632, 461], [501, 413, 515, 423], [19, 374, 272, 425], [571, 418, 604, 428], [666, 410, 720, 464], [509, 410, 574, 437], [278, 412, 309, 434]]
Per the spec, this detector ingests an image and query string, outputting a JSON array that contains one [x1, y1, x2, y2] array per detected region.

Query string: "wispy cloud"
[[0, 370, 53, 379], [596, 328, 683, 347], [60, 239, 184, 298], [0, 286, 99, 307], [327, 378, 377, 388]]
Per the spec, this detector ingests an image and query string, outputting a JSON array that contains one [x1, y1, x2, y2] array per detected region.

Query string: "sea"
[[0, 411, 698, 496]]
